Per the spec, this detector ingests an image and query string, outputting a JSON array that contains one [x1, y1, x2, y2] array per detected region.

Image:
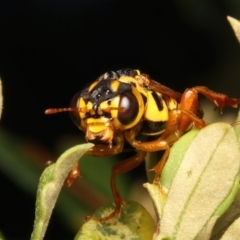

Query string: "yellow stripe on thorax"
[[144, 92, 169, 122]]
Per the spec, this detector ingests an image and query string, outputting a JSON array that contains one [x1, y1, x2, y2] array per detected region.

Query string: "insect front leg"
[[66, 132, 124, 188], [87, 151, 146, 222], [83, 132, 147, 222]]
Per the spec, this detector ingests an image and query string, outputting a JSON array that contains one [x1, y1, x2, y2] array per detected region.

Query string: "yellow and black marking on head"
[[70, 69, 145, 142]]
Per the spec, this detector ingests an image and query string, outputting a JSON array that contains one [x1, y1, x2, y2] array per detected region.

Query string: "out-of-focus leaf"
[[0, 129, 40, 192], [0, 230, 5, 240], [31, 143, 93, 240], [75, 201, 155, 240], [227, 16, 240, 43], [0, 79, 2, 118], [0, 127, 132, 232]]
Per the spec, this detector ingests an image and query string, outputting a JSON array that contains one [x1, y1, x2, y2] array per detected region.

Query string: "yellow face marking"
[[87, 118, 108, 124], [78, 97, 85, 108], [86, 101, 93, 110], [99, 101, 109, 111], [88, 124, 105, 133], [98, 96, 120, 118], [110, 80, 120, 92], [110, 96, 120, 118], [86, 118, 109, 133], [79, 97, 86, 118]]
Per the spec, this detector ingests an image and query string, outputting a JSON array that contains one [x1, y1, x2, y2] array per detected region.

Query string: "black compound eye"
[[69, 92, 81, 126], [118, 91, 139, 125]]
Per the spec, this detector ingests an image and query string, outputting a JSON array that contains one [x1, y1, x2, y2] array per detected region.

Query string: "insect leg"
[[65, 133, 124, 187], [124, 109, 206, 183], [66, 163, 80, 186], [86, 151, 146, 222], [185, 86, 240, 112], [108, 151, 146, 221]]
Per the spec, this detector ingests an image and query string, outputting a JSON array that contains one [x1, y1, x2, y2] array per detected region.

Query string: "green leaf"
[[147, 123, 240, 240], [211, 185, 240, 239], [144, 129, 200, 218], [233, 109, 240, 140], [161, 129, 200, 190], [30, 143, 93, 240], [0, 230, 6, 240], [75, 201, 155, 240]]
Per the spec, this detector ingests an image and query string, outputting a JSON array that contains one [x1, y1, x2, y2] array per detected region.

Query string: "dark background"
[[1, 0, 240, 239]]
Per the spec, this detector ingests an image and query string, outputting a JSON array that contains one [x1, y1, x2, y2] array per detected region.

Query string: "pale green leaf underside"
[[75, 201, 155, 240], [211, 185, 240, 239], [161, 123, 240, 240], [31, 143, 94, 240], [153, 123, 240, 240]]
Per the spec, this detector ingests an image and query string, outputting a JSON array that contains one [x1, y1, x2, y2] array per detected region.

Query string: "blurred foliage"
[[1, 1, 240, 239], [0, 129, 131, 239]]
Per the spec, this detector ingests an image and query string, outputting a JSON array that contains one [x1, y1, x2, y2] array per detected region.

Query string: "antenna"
[[45, 107, 125, 114], [45, 108, 87, 114]]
